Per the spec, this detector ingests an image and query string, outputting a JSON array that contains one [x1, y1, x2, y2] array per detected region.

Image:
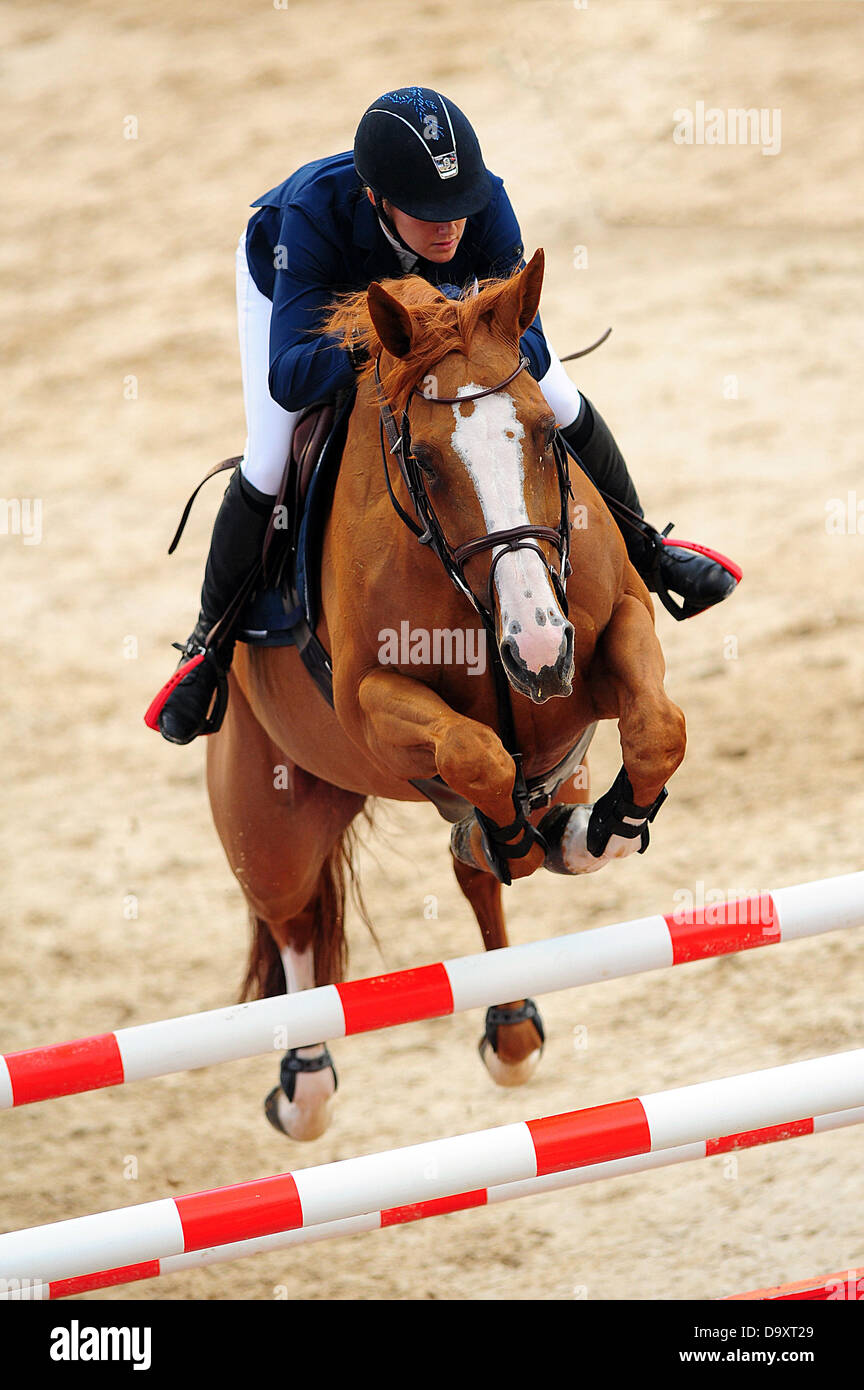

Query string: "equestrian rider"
[[156, 86, 737, 745]]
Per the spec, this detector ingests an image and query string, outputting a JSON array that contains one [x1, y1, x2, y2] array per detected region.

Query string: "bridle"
[[372, 349, 575, 884], [373, 352, 573, 627]]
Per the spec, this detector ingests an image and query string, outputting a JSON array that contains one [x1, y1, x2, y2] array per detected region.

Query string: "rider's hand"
[[347, 325, 369, 371]]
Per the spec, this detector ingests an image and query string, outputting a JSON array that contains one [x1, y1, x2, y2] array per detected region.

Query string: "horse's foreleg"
[[356, 667, 547, 880], [543, 593, 686, 874], [601, 591, 687, 805], [355, 669, 544, 873]]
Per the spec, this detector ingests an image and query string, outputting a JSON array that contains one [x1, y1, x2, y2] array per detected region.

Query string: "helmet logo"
[[422, 110, 458, 179], [433, 151, 459, 180]]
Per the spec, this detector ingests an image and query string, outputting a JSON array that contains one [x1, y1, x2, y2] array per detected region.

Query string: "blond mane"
[[319, 274, 523, 412]]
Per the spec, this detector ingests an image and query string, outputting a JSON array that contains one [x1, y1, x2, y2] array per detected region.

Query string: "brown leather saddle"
[[260, 399, 338, 592]]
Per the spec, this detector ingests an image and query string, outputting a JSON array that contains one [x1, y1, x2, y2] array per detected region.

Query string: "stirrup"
[[649, 527, 742, 621], [143, 645, 228, 736]]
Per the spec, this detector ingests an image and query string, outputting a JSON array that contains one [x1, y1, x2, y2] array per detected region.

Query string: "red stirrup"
[[143, 653, 206, 731], [658, 536, 743, 584]]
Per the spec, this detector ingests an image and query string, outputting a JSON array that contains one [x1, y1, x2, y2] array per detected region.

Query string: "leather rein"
[[372, 351, 575, 883]]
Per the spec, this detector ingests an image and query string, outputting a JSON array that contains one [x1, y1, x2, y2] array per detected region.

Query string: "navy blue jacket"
[[246, 151, 552, 412]]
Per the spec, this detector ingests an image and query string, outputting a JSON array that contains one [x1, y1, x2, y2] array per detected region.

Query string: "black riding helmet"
[[354, 86, 494, 223]]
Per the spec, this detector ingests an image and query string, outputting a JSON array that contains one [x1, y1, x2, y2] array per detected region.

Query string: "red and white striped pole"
[[727, 1266, 864, 1301], [1, 1047, 862, 1286], [10, 1104, 860, 1301], [1, 871, 861, 1109]]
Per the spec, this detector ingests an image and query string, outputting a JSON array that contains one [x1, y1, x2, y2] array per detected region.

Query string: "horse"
[[206, 249, 686, 1140]]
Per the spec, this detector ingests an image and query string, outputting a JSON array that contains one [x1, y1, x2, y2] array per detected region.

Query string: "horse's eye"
[[413, 448, 436, 478]]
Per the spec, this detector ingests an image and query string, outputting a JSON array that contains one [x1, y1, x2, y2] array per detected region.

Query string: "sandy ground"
[[2, 0, 863, 1303]]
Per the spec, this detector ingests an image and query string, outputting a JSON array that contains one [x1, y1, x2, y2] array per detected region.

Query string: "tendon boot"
[[559, 397, 739, 617], [156, 469, 275, 744]]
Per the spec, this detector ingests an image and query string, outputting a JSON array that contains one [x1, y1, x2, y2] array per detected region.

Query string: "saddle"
[[165, 392, 353, 653], [260, 398, 339, 594], [237, 390, 354, 646]]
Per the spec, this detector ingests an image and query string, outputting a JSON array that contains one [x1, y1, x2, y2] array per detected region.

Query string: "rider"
[[155, 86, 737, 745]]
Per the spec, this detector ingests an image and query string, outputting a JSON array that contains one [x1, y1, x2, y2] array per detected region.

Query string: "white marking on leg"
[[275, 943, 335, 1140], [556, 805, 647, 874], [480, 1039, 543, 1088], [450, 389, 568, 675]]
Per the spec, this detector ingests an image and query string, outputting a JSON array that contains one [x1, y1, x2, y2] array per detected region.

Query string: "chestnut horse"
[[207, 249, 686, 1140]]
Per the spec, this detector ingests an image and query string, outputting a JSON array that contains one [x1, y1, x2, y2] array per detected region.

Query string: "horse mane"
[[319, 274, 522, 412]]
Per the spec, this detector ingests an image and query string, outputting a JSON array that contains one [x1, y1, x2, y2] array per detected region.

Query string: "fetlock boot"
[[559, 397, 738, 615], [155, 469, 275, 744]]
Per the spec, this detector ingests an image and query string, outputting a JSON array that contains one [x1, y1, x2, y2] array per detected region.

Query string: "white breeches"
[[236, 233, 302, 496], [537, 346, 583, 429], [235, 233, 583, 496]]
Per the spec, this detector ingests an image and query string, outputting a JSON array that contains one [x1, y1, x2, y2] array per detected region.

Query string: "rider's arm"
[[264, 205, 358, 412], [473, 182, 552, 381]]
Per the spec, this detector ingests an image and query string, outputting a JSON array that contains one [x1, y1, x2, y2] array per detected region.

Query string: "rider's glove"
[[347, 325, 369, 372]]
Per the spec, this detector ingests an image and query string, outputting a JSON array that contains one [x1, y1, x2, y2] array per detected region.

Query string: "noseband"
[[373, 354, 573, 626]]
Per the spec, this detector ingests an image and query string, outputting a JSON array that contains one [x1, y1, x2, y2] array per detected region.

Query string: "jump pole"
[[726, 1266, 864, 1302], [1, 871, 862, 1109], [1, 1046, 862, 1286], [10, 1104, 861, 1301]]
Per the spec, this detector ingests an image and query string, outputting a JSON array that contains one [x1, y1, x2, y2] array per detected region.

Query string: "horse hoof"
[[264, 1084, 334, 1141], [263, 1045, 338, 1141], [478, 999, 545, 1087], [478, 1036, 544, 1088]]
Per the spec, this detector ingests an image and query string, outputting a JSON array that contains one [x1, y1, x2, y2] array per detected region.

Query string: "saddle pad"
[[237, 587, 302, 647]]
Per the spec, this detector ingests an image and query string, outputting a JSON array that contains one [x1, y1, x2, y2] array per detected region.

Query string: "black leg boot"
[[559, 397, 738, 614], [157, 469, 275, 745]]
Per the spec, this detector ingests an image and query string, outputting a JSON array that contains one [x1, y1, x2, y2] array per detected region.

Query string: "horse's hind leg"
[[451, 856, 545, 1087], [261, 901, 340, 1142], [451, 765, 590, 1086], [207, 670, 365, 1140]]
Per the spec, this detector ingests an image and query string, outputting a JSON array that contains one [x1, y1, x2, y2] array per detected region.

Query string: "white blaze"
[[450, 387, 567, 674]]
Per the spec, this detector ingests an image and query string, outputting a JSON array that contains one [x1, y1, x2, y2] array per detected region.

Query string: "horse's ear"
[[367, 282, 414, 358], [516, 248, 545, 334], [489, 248, 545, 342]]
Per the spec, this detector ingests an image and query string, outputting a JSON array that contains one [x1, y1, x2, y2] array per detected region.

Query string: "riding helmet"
[[353, 86, 494, 222]]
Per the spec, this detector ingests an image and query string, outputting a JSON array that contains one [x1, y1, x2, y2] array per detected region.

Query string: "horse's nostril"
[[500, 637, 524, 676]]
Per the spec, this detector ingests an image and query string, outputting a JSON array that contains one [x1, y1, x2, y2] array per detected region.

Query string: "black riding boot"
[[559, 397, 737, 614], [158, 468, 275, 745]]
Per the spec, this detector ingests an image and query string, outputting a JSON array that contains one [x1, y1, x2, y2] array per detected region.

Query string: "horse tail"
[[239, 813, 375, 1001]]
